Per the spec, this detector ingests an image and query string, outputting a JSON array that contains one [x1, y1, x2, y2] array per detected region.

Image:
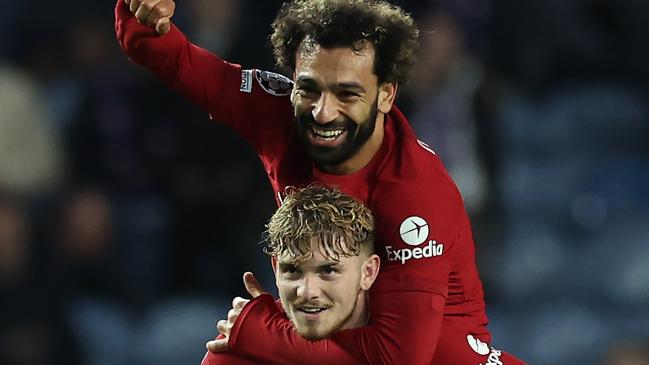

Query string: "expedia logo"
[[399, 216, 429, 246], [386, 216, 444, 264], [385, 241, 444, 264]]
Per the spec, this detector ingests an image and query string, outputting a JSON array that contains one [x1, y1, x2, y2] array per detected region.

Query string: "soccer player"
[[116, 0, 526, 363], [204, 186, 524, 365], [203, 185, 380, 365]]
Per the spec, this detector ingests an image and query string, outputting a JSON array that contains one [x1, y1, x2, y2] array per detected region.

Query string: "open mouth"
[[308, 126, 347, 147], [296, 306, 329, 320], [312, 126, 344, 139]]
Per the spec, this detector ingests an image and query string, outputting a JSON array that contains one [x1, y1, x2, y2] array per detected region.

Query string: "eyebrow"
[[322, 260, 340, 265], [296, 76, 367, 93], [277, 261, 342, 270], [278, 262, 297, 270], [295, 76, 319, 88], [318, 261, 342, 269], [335, 82, 366, 93]]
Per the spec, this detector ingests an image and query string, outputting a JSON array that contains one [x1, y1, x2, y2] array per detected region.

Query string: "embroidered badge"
[[240, 69, 253, 93], [254, 70, 293, 96]]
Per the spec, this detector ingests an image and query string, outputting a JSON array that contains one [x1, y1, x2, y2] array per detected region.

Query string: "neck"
[[320, 114, 385, 175]]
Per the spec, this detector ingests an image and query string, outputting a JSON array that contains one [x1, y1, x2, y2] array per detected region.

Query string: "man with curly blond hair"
[[116, 0, 526, 363], [202, 185, 381, 365], [265, 185, 380, 341]]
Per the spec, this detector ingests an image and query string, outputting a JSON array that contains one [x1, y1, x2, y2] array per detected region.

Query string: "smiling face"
[[275, 238, 379, 340], [292, 41, 396, 173]]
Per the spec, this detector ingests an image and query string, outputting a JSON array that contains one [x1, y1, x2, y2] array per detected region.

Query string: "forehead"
[[277, 238, 358, 266], [294, 42, 377, 85]]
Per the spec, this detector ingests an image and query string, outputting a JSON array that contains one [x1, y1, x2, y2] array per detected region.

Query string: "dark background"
[[1, 0, 648, 364]]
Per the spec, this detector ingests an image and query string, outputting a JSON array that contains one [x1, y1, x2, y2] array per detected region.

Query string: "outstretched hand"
[[124, 0, 175, 35], [206, 272, 269, 353]]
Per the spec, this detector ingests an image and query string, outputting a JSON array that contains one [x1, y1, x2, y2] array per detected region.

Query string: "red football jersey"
[[116, 2, 526, 364]]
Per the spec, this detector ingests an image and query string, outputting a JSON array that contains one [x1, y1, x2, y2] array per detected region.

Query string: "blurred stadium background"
[[1, 0, 648, 364]]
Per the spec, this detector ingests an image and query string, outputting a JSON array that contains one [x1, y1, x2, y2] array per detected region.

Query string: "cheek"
[[346, 106, 371, 125], [277, 282, 296, 303], [328, 281, 356, 305], [293, 98, 312, 115]]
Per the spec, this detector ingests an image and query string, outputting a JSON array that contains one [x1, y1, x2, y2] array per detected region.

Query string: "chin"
[[308, 144, 364, 167], [305, 146, 350, 166], [296, 328, 331, 340]]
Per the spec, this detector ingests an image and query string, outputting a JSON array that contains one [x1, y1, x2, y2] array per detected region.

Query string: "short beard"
[[296, 293, 361, 340], [296, 98, 379, 167]]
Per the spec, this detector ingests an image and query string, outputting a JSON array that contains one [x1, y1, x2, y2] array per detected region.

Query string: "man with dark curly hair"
[[116, 0, 526, 363]]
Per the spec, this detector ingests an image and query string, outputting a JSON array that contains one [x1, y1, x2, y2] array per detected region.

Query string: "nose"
[[312, 93, 340, 125], [296, 274, 321, 300]]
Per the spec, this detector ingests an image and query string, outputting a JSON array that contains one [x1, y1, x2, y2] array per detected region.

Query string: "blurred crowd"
[[0, 0, 648, 364]]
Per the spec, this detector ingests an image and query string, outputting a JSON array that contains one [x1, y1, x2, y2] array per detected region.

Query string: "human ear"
[[377, 82, 397, 114], [360, 254, 381, 290]]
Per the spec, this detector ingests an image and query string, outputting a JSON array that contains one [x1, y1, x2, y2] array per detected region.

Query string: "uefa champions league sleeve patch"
[[253, 70, 293, 96]]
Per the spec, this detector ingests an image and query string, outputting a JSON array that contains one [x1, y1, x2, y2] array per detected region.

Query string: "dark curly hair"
[[270, 0, 419, 84]]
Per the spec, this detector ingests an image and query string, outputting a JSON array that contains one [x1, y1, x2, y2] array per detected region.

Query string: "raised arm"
[[115, 0, 240, 120], [115, 0, 294, 153]]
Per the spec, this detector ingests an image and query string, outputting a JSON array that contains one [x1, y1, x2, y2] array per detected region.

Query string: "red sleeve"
[[228, 175, 465, 364], [200, 351, 262, 365], [114, 0, 294, 154], [200, 333, 279, 365], [230, 287, 445, 364], [201, 348, 274, 365], [229, 295, 363, 365]]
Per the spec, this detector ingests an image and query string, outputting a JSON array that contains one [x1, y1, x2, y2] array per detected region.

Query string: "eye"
[[296, 86, 319, 98], [338, 91, 360, 99], [280, 264, 301, 278], [320, 265, 339, 277]]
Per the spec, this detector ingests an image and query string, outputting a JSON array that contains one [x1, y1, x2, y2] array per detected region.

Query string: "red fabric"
[[200, 336, 262, 365], [115, 1, 525, 363], [200, 333, 267, 365], [433, 323, 528, 365], [200, 352, 260, 365]]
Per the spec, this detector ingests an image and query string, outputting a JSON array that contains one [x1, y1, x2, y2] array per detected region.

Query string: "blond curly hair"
[[264, 185, 374, 262]]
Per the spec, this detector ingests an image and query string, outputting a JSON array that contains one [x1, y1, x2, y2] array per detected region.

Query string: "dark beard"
[[296, 98, 379, 167]]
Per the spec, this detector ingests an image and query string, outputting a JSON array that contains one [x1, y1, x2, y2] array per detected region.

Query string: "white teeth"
[[312, 126, 344, 139], [301, 307, 324, 313]]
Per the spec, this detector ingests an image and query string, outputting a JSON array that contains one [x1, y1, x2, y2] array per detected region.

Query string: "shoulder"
[[373, 165, 464, 232], [372, 133, 466, 247], [376, 125, 459, 206], [381, 107, 448, 181]]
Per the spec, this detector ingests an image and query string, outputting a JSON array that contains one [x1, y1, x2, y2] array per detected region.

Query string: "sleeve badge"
[[253, 70, 293, 96]]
